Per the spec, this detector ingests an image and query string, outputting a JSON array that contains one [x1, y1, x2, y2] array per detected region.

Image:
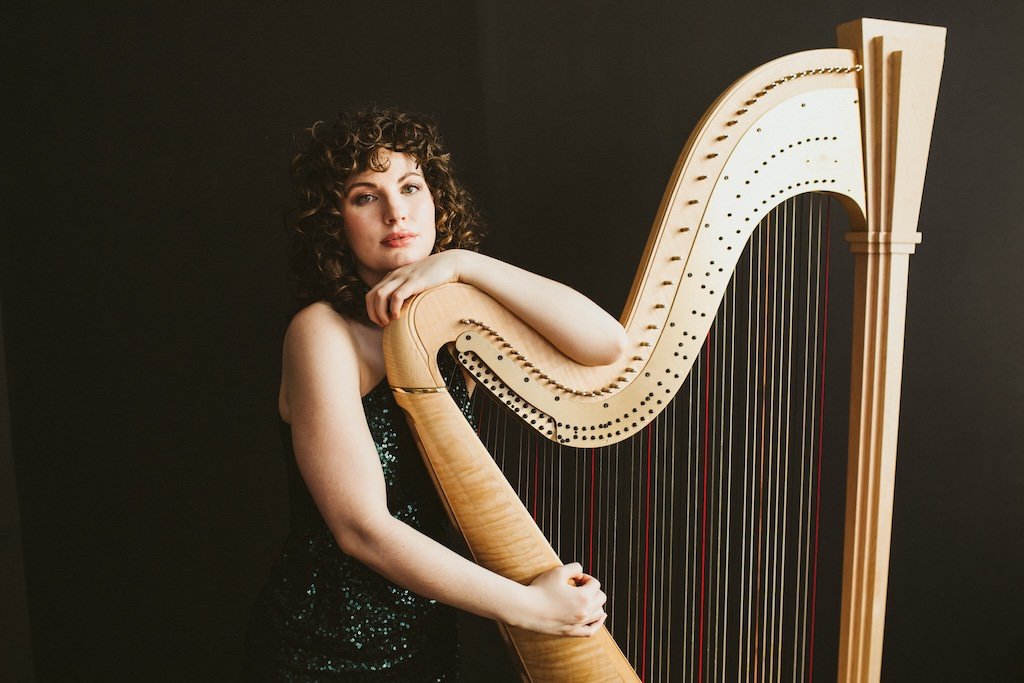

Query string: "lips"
[[381, 231, 419, 248]]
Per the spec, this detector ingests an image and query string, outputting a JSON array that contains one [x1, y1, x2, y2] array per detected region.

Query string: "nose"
[[382, 193, 408, 224]]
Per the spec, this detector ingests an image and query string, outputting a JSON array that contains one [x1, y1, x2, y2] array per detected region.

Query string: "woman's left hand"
[[365, 250, 466, 326]]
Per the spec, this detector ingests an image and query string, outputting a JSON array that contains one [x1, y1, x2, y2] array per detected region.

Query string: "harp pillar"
[[836, 19, 945, 682]]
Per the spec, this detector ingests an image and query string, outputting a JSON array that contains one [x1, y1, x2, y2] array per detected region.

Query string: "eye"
[[353, 193, 376, 206], [401, 183, 422, 195]]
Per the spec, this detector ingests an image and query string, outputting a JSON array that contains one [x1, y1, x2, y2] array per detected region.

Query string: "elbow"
[[608, 325, 629, 363], [331, 513, 394, 562], [583, 323, 629, 367]]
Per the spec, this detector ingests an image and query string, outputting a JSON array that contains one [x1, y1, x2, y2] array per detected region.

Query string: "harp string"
[[775, 197, 789, 680], [783, 195, 798, 678], [793, 194, 815, 679], [799, 193, 824, 679], [752, 199, 773, 683], [466, 193, 836, 681], [808, 196, 833, 682], [744, 211, 760, 679]]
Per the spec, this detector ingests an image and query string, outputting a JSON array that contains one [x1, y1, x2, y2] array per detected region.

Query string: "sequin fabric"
[[243, 353, 472, 682]]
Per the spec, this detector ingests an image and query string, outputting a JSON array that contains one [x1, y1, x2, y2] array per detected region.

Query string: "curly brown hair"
[[285, 107, 485, 321]]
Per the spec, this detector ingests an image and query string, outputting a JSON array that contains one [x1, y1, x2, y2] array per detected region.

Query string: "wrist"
[[498, 581, 535, 628], [451, 249, 483, 286]]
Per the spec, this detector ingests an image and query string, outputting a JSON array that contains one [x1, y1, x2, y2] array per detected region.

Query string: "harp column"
[[836, 19, 945, 683]]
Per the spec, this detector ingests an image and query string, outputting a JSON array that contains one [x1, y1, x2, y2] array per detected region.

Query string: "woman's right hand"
[[513, 562, 608, 637]]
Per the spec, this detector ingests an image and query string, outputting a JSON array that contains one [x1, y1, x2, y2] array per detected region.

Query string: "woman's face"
[[341, 149, 436, 287]]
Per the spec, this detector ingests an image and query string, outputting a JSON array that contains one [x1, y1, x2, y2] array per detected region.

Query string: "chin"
[[383, 251, 427, 272], [399, 246, 433, 264]]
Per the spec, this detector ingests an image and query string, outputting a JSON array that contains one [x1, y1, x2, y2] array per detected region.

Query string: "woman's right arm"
[[281, 303, 607, 636]]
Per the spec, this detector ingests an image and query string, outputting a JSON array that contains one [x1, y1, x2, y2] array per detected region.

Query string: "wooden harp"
[[383, 18, 945, 682]]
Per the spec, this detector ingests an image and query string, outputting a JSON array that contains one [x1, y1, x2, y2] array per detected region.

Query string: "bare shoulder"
[[279, 302, 364, 423], [286, 301, 354, 344], [284, 302, 361, 368]]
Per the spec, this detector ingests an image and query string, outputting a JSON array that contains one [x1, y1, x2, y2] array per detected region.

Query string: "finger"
[[374, 283, 393, 324], [389, 289, 403, 320], [562, 562, 584, 584], [364, 290, 382, 327], [381, 275, 409, 321], [366, 273, 401, 326], [370, 281, 398, 325], [382, 277, 411, 321], [568, 611, 607, 637], [572, 576, 600, 596], [582, 606, 605, 625], [390, 282, 415, 320], [581, 590, 606, 619], [587, 612, 608, 634], [366, 287, 388, 327]]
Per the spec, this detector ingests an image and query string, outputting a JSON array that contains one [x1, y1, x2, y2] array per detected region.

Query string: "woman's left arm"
[[366, 250, 627, 367]]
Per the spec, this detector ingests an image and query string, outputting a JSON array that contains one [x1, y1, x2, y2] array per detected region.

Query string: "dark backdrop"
[[2, 1, 1021, 681]]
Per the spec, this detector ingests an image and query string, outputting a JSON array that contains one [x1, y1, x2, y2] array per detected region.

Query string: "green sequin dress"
[[243, 354, 471, 681]]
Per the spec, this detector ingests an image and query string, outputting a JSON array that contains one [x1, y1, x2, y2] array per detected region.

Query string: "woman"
[[243, 108, 627, 681]]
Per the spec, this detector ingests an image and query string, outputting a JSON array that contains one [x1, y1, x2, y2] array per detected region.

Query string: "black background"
[[2, 1, 1022, 681]]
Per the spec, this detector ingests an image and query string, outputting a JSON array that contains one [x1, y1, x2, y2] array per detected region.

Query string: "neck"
[[355, 265, 385, 289]]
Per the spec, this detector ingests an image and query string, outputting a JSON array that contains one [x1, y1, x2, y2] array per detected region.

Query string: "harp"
[[383, 18, 945, 682]]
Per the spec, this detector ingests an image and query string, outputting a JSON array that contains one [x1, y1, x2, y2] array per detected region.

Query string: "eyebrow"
[[345, 171, 424, 195]]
